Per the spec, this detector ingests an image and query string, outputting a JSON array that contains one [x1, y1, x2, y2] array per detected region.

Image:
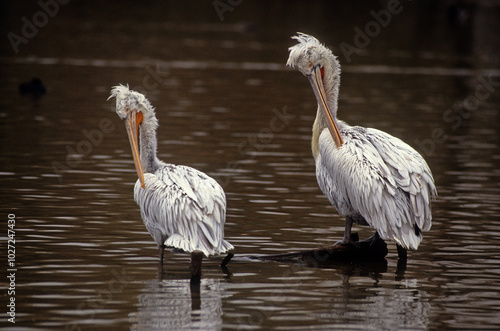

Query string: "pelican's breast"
[[315, 128, 358, 218]]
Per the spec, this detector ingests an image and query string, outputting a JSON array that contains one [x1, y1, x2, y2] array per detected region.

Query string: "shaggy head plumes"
[[109, 85, 156, 120], [286, 32, 340, 78]]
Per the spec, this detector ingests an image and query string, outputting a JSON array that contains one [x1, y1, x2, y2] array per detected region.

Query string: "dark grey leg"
[[190, 251, 204, 286], [396, 244, 407, 261], [221, 253, 234, 267], [158, 245, 165, 264], [157, 245, 165, 274], [336, 216, 353, 245]]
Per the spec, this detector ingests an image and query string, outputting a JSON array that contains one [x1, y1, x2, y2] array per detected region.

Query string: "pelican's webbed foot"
[[335, 232, 360, 247]]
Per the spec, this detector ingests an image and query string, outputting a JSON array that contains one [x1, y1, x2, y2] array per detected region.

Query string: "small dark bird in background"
[[19, 78, 46, 99]]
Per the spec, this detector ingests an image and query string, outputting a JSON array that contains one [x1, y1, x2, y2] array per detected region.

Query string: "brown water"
[[1, 1, 500, 330]]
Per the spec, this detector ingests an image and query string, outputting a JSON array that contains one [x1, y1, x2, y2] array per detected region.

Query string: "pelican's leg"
[[158, 245, 165, 262], [221, 253, 234, 267], [157, 245, 165, 274], [396, 244, 407, 261], [336, 216, 353, 245], [220, 253, 234, 278], [396, 245, 407, 279], [343, 216, 353, 243], [190, 251, 204, 286]]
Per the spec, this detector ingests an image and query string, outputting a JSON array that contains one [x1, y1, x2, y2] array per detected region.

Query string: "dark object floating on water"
[[19, 78, 46, 98], [248, 233, 388, 267]]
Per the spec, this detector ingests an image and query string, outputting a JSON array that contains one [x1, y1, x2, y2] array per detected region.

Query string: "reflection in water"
[[130, 277, 227, 330], [318, 275, 430, 330]]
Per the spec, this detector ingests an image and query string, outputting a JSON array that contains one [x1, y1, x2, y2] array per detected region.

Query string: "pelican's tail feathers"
[[219, 239, 234, 254], [165, 234, 234, 257], [165, 234, 199, 255]]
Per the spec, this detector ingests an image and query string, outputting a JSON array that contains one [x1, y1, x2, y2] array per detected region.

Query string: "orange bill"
[[308, 66, 343, 148], [124, 107, 145, 188]]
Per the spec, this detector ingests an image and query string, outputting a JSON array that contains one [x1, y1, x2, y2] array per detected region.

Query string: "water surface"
[[1, 1, 500, 330]]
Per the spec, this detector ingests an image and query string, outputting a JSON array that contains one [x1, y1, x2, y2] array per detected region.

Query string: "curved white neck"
[[139, 114, 161, 173], [322, 60, 341, 121]]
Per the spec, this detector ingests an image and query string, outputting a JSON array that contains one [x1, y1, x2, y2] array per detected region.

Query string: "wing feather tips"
[[360, 170, 429, 251], [164, 234, 233, 257], [365, 128, 436, 250]]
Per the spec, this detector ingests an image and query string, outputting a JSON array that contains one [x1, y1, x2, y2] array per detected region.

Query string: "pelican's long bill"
[[124, 107, 145, 188], [308, 66, 343, 148]]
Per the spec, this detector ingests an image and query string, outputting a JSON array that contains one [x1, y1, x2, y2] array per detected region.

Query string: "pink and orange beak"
[[308, 66, 343, 148], [124, 106, 145, 188]]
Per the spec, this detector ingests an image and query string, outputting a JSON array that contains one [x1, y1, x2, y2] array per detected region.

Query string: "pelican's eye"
[[308, 61, 313, 69]]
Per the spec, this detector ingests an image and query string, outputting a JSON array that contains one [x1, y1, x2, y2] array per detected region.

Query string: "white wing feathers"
[[318, 127, 436, 250], [134, 164, 233, 257], [366, 128, 436, 233]]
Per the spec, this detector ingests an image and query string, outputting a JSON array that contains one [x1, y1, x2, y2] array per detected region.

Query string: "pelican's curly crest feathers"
[[287, 33, 321, 67], [108, 85, 155, 120], [286, 32, 340, 79]]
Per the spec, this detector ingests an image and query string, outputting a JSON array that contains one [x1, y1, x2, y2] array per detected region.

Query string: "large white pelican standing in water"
[[109, 85, 233, 281], [287, 33, 437, 260]]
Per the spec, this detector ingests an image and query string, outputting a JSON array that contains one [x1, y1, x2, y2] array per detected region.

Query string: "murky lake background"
[[1, 1, 500, 329]]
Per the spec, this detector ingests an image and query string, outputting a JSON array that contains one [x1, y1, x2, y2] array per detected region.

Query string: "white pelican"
[[109, 85, 233, 279], [286, 33, 437, 260]]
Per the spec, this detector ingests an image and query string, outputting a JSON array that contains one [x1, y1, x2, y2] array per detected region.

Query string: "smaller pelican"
[[109, 85, 233, 281], [287, 33, 437, 260]]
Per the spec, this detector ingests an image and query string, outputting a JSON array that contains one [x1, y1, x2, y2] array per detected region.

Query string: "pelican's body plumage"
[[135, 164, 232, 257], [314, 125, 434, 249], [287, 33, 436, 257], [109, 85, 233, 273]]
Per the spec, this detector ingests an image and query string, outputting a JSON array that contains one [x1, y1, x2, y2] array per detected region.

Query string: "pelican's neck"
[[312, 59, 342, 160], [139, 113, 161, 173], [322, 58, 341, 121], [312, 107, 323, 160]]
